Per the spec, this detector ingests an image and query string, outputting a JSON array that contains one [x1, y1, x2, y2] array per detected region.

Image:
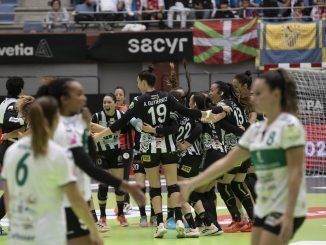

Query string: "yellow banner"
[[266, 22, 316, 50]]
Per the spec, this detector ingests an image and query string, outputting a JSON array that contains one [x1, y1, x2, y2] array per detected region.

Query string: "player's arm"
[[3, 181, 9, 218], [179, 146, 249, 201], [63, 182, 103, 244], [1, 127, 25, 141], [70, 147, 145, 206], [185, 120, 202, 144], [220, 120, 245, 136], [93, 105, 137, 142]]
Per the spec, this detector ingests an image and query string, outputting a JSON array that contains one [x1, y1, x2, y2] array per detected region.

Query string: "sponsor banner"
[[256, 20, 325, 70], [304, 123, 326, 173], [0, 33, 87, 63], [88, 31, 193, 62]]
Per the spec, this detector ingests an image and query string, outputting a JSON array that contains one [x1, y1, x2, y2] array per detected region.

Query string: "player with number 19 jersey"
[[109, 91, 202, 167], [2, 136, 76, 245]]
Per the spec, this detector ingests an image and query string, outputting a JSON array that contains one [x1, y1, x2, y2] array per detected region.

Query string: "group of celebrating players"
[[0, 64, 307, 245]]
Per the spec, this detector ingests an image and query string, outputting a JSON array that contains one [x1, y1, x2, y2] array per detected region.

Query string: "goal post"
[[285, 68, 326, 176]]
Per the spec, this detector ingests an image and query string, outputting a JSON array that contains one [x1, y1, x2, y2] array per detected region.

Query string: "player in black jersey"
[[93, 67, 217, 239], [233, 72, 259, 203], [209, 81, 255, 233], [170, 89, 223, 237], [0, 77, 25, 235], [92, 93, 130, 228]]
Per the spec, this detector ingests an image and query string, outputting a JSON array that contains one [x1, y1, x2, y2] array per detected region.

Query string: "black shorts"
[[121, 149, 133, 165], [132, 152, 146, 174], [177, 154, 202, 178], [228, 159, 252, 174], [140, 152, 178, 168], [97, 149, 124, 169], [65, 207, 90, 240], [202, 149, 225, 170], [253, 212, 305, 237], [0, 141, 13, 167]]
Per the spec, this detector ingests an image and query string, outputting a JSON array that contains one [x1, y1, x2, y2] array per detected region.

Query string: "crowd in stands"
[[73, 0, 326, 26], [38, 0, 326, 31]]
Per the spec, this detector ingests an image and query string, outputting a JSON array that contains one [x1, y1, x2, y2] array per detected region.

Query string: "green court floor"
[[0, 193, 325, 245]]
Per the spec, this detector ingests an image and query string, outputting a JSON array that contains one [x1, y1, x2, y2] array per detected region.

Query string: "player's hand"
[[120, 181, 146, 207], [178, 179, 194, 204], [142, 123, 156, 134], [177, 141, 191, 151], [89, 231, 104, 245], [222, 105, 232, 115], [238, 125, 245, 131], [276, 214, 294, 244], [1, 133, 8, 141]]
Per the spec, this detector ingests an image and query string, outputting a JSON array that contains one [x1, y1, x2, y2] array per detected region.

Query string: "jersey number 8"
[[148, 104, 167, 125]]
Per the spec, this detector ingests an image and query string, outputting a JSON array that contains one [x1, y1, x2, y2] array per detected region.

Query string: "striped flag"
[[193, 19, 258, 64]]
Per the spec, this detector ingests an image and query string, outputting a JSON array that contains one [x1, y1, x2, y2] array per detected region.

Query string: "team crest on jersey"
[[141, 155, 151, 162]]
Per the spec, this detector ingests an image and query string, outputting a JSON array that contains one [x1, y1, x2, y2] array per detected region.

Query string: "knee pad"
[[167, 184, 180, 198], [149, 187, 162, 199], [230, 181, 250, 202], [97, 184, 108, 201], [189, 191, 200, 207], [114, 187, 125, 197]]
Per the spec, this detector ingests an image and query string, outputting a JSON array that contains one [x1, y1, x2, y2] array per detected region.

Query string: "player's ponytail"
[[29, 96, 59, 157], [138, 65, 156, 87], [259, 69, 298, 115], [277, 69, 298, 115]]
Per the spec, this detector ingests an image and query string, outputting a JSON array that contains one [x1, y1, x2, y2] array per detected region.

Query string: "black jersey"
[[217, 99, 248, 152], [92, 110, 123, 151], [202, 106, 225, 152], [175, 113, 202, 156], [110, 90, 202, 154], [0, 97, 24, 136]]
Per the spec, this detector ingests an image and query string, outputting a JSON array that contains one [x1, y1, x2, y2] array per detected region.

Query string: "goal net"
[[285, 68, 326, 176]]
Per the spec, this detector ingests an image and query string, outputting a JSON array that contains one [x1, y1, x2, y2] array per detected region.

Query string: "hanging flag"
[[193, 18, 258, 64], [256, 20, 326, 70]]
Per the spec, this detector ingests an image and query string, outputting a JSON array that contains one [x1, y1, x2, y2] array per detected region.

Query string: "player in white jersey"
[[2, 96, 102, 245], [35, 78, 146, 243], [179, 69, 306, 245]]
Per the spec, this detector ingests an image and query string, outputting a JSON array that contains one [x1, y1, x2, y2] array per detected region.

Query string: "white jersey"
[[2, 136, 76, 245], [238, 112, 307, 218], [53, 114, 92, 206]]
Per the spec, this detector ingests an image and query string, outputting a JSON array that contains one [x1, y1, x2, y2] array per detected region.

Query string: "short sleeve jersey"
[[53, 114, 92, 205], [2, 136, 76, 245], [238, 112, 307, 218]]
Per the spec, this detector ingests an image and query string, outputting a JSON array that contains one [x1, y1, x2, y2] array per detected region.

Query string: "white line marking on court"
[[290, 242, 326, 245], [311, 187, 326, 190]]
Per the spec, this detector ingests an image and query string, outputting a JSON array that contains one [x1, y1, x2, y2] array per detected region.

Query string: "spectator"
[[98, 0, 125, 30], [73, 0, 97, 24], [214, 0, 235, 18], [214, 0, 238, 8], [124, 0, 142, 20], [166, 0, 191, 29], [142, 0, 165, 29], [293, 1, 304, 19], [311, 0, 326, 20], [193, 0, 214, 19], [239, 0, 257, 17], [261, 0, 280, 20], [46, 0, 70, 32]]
